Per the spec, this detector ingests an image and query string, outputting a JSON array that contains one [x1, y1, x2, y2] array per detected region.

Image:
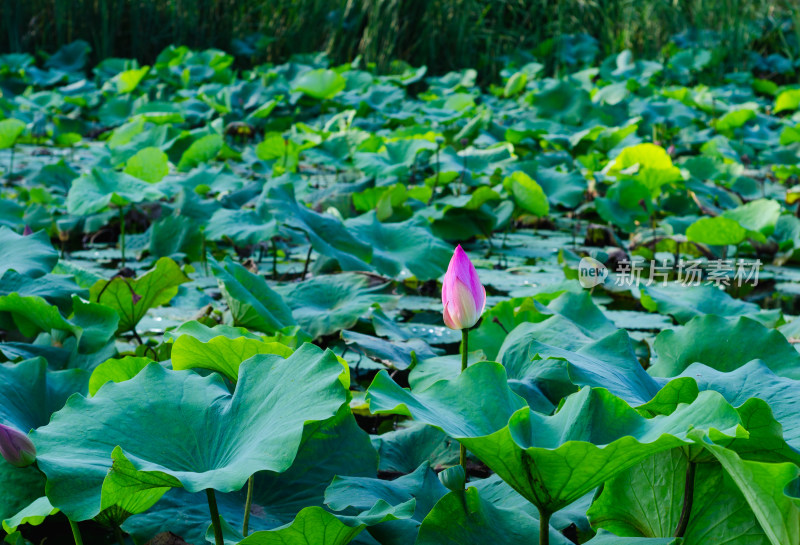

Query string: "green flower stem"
[[674, 460, 697, 538], [119, 206, 126, 268], [459, 328, 469, 473], [69, 520, 84, 545], [242, 474, 254, 536], [207, 488, 224, 545], [538, 508, 551, 545]]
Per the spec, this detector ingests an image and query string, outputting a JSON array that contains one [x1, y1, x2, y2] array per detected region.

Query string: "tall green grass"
[[2, 0, 798, 74]]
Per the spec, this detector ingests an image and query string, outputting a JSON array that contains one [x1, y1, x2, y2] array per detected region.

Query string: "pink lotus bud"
[[0, 423, 36, 468], [22, 225, 33, 236], [441, 245, 486, 330]]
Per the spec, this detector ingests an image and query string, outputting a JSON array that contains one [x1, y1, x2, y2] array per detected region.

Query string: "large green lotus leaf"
[[640, 283, 781, 326], [124, 146, 169, 183], [0, 118, 26, 149], [588, 448, 777, 544], [171, 333, 293, 382], [367, 362, 742, 513], [237, 501, 414, 545], [148, 215, 203, 261], [123, 409, 378, 543], [473, 474, 594, 538], [683, 361, 800, 450], [525, 165, 587, 208], [595, 178, 652, 233], [650, 315, 800, 379], [605, 143, 682, 196], [700, 439, 800, 545], [259, 184, 373, 272], [44, 40, 90, 72], [2, 496, 57, 533], [469, 288, 581, 361], [177, 133, 224, 171], [88, 356, 155, 395], [496, 291, 620, 408], [775, 89, 800, 113], [721, 198, 781, 237], [415, 487, 572, 545], [66, 168, 165, 216], [341, 330, 438, 371], [205, 208, 278, 246], [685, 216, 747, 246], [292, 69, 346, 100], [372, 421, 460, 473], [0, 358, 84, 522], [32, 343, 348, 521], [0, 295, 117, 356], [90, 257, 191, 334], [211, 257, 296, 334], [504, 171, 550, 217], [0, 270, 87, 314], [97, 446, 182, 526], [345, 212, 452, 281], [0, 461, 46, 527], [325, 463, 446, 545], [277, 273, 397, 339], [522, 330, 663, 406], [586, 531, 678, 544], [0, 227, 58, 278]]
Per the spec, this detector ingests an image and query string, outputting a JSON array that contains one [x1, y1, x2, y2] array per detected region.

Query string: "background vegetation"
[[3, 0, 800, 77]]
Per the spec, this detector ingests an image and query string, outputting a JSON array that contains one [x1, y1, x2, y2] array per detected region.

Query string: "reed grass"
[[2, 0, 798, 75]]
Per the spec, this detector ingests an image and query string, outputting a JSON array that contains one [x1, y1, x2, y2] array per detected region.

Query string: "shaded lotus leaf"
[[0, 357, 85, 524], [0, 270, 88, 314], [372, 421, 460, 473], [32, 344, 348, 521], [681, 361, 800, 450], [0, 227, 58, 279], [123, 408, 378, 543], [277, 273, 397, 338], [639, 283, 781, 326], [211, 256, 296, 334], [367, 362, 742, 514], [588, 448, 783, 544], [341, 330, 438, 371], [89, 257, 190, 334], [721, 198, 781, 237], [0, 294, 118, 355], [595, 178, 652, 233], [325, 463, 446, 545], [259, 183, 373, 272], [66, 168, 165, 216], [345, 212, 452, 281], [650, 315, 800, 379], [204, 208, 278, 246], [415, 487, 572, 545], [699, 438, 800, 545]]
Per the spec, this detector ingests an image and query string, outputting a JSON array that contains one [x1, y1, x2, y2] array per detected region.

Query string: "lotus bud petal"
[[441, 245, 485, 330], [0, 423, 36, 468]]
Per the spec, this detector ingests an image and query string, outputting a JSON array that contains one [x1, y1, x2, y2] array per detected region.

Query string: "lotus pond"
[[4, 39, 800, 545]]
